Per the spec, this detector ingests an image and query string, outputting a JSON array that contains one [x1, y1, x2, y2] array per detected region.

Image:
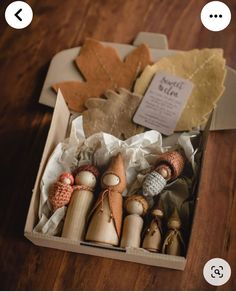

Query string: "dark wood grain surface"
[[0, 0, 235, 290]]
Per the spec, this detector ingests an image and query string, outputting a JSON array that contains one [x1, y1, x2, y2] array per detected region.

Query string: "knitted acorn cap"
[[59, 172, 74, 185], [74, 164, 100, 178], [125, 195, 149, 216], [101, 153, 126, 192], [167, 207, 181, 229], [152, 199, 164, 218], [155, 150, 185, 180]]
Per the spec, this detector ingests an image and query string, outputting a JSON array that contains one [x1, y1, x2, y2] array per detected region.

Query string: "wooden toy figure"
[[49, 172, 74, 211], [120, 195, 149, 248], [86, 153, 126, 246], [142, 199, 164, 252], [142, 150, 185, 198], [162, 207, 185, 256], [62, 165, 99, 240]]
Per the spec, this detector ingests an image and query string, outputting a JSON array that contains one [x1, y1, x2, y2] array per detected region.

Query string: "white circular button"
[[203, 258, 231, 286], [5, 1, 33, 29], [200, 1, 231, 32]]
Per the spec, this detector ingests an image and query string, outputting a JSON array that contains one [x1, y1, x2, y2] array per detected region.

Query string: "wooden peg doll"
[[162, 207, 185, 256], [62, 165, 99, 240], [142, 199, 164, 252], [49, 172, 74, 211], [142, 150, 185, 198], [86, 153, 126, 246], [120, 195, 149, 248]]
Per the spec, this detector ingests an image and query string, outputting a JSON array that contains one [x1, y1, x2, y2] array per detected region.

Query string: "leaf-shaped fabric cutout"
[[82, 88, 144, 139], [53, 39, 151, 112], [134, 49, 226, 131]]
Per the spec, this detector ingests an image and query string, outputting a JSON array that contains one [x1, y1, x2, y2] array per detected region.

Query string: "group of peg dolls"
[[49, 150, 186, 256]]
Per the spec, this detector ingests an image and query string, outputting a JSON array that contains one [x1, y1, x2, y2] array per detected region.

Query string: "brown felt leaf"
[[52, 39, 151, 112], [82, 88, 145, 139]]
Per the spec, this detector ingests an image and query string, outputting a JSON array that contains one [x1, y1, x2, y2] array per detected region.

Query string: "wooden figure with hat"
[[62, 164, 99, 240], [86, 153, 126, 246]]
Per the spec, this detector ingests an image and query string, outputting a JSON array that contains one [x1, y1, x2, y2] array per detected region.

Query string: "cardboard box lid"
[[38, 32, 236, 131]]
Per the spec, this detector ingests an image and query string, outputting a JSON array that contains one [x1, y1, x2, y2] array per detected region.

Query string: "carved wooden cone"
[[62, 165, 99, 241], [120, 195, 148, 248]]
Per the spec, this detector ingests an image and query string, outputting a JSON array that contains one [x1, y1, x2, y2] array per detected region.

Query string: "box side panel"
[[25, 232, 186, 270], [24, 91, 70, 232]]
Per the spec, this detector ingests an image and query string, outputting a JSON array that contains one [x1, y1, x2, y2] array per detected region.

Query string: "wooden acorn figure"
[[86, 153, 126, 246], [142, 199, 164, 252], [62, 165, 99, 240], [162, 207, 185, 256], [120, 195, 149, 248], [49, 172, 74, 211], [142, 150, 185, 198]]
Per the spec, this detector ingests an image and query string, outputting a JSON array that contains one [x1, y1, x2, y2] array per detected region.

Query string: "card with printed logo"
[[133, 72, 194, 135]]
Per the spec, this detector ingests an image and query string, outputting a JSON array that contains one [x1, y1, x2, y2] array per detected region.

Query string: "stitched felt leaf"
[[134, 49, 226, 131], [52, 39, 151, 112], [82, 88, 144, 139]]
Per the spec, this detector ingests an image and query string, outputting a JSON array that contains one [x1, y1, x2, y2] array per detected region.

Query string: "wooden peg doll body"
[[86, 153, 126, 246], [120, 195, 148, 248], [142, 200, 164, 252], [162, 207, 185, 256], [62, 165, 99, 240]]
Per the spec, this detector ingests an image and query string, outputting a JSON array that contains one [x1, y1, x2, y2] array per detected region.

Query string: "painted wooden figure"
[[142, 199, 164, 252], [62, 165, 99, 240], [162, 207, 185, 256], [49, 172, 74, 211], [120, 195, 148, 248], [86, 153, 126, 246]]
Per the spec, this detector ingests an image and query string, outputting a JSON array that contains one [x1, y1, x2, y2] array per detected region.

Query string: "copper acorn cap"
[[155, 150, 185, 180]]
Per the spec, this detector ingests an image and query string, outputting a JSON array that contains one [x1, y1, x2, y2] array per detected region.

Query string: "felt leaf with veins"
[[82, 88, 144, 139], [53, 39, 151, 112]]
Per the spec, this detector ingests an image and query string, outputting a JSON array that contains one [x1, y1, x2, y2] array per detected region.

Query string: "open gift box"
[[24, 32, 236, 270]]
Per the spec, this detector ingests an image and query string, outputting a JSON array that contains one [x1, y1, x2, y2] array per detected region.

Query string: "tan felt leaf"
[[83, 88, 145, 139], [134, 49, 226, 131], [53, 39, 151, 112]]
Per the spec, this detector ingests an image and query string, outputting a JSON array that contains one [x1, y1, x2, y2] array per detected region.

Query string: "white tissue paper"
[[34, 115, 199, 235]]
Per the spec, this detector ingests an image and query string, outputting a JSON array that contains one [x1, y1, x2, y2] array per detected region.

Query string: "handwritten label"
[[133, 72, 194, 135]]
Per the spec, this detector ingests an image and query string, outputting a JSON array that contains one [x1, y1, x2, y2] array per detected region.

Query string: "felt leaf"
[[82, 88, 144, 139], [134, 49, 226, 131], [53, 39, 151, 112]]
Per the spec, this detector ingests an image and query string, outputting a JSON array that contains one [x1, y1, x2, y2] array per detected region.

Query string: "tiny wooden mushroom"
[[143, 150, 185, 198], [142, 199, 164, 252], [162, 207, 185, 256], [86, 153, 126, 246], [49, 172, 74, 211], [120, 195, 149, 248], [62, 165, 99, 241]]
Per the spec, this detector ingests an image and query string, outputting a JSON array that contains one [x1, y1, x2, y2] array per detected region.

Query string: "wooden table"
[[0, 0, 235, 290]]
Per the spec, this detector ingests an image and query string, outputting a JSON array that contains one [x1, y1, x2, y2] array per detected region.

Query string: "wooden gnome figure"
[[49, 172, 74, 211], [142, 199, 164, 252], [62, 165, 99, 240], [120, 195, 149, 248], [142, 151, 185, 199], [162, 207, 185, 256], [86, 153, 126, 246]]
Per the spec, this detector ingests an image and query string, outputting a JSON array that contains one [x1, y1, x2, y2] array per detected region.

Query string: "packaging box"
[[24, 33, 236, 270]]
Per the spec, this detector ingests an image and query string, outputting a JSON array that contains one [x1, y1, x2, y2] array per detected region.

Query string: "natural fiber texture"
[[134, 48, 226, 131], [49, 182, 73, 211], [74, 164, 99, 178], [142, 171, 167, 197], [83, 88, 144, 139], [125, 195, 149, 216], [155, 151, 185, 180], [52, 39, 151, 112]]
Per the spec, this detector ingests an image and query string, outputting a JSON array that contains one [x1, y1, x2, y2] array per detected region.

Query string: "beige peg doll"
[[120, 195, 149, 248], [62, 165, 99, 240], [162, 207, 185, 256], [142, 199, 164, 252], [86, 153, 126, 246]]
